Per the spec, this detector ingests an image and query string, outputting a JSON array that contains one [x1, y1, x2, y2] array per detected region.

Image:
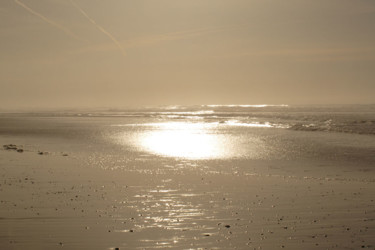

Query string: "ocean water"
[[1, 104, 374, 179]]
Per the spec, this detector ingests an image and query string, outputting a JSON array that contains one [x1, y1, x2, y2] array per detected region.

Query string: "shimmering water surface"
[[1, 104, 375, 249], [113, 122, 269, 160], [1, 104, 375, 175]]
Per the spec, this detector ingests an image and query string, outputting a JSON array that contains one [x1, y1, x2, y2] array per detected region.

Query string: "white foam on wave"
[[204, 104, 289, 108], [156, 110, 215, 115], [223, 120, 289, 128], [111, 120, 288, 129]]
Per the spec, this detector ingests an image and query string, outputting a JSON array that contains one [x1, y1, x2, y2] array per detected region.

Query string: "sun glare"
[[114, 122, 268, 160], [138, 122, 225, 159]]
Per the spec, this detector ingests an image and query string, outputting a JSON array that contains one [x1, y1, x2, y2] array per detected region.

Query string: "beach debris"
[[3, 144, 24, 152], [3, 144, 25, 153], [38, 151, 48, 155], [62, 153, 68, 156], [224, 225, 231, 228], [3, 144, 17, 150]]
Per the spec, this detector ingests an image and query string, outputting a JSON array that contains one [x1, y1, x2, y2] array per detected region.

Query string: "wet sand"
[[1, 145, 374, 249]]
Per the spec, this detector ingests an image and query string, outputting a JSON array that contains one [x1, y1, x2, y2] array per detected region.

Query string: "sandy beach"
[[1, 137, 374, 249]]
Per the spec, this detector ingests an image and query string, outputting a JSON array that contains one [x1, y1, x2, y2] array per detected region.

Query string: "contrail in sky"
[[70, 0, 126, 56], [14, 0, 83, 42]]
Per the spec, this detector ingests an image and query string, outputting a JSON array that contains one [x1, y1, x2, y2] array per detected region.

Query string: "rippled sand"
[[1, 147, 374, 249]]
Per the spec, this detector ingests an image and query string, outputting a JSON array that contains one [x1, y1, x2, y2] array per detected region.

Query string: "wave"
[[2, 104, 374, 135], [289, 120, 375, 135], [203, 104, 289, 108]]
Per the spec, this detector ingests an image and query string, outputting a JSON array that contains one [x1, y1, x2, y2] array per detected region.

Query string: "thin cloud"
[[70, 0, 126, 56], [14, 0, 84, 42]]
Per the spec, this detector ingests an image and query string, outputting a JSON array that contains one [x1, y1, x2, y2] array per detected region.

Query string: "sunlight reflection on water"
[[113, 122, 271, 160], [139, 124, 224, 159], [128, 186, 216, 232]]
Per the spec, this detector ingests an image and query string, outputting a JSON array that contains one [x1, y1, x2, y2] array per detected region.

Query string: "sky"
[[1, 0, 375, 109]]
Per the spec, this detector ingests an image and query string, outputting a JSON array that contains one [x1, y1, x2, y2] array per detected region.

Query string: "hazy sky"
[[1, 0, 374, 109]]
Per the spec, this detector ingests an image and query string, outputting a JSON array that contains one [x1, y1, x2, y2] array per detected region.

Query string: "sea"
[[1, 104, 374, 179]]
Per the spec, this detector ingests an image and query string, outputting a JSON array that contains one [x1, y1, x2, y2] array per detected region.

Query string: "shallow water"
[[1, 105, 375, 174]]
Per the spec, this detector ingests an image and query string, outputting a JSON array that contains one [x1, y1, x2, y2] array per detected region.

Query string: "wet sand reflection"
[[118, 181, 225, 248]]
